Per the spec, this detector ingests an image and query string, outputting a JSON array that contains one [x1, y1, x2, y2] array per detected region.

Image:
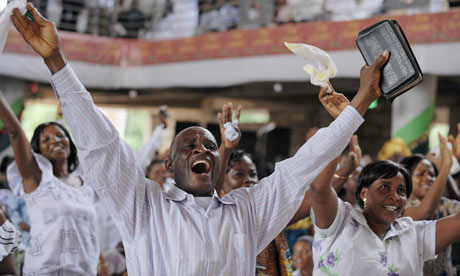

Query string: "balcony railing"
[[28, 0, 457, 40]]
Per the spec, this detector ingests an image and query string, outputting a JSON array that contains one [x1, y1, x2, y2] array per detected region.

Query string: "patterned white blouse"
[[7, 153, 99, 276], [311, 198, 436, 276]]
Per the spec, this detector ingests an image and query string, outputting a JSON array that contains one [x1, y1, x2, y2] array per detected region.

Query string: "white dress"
[[7, 153, 99, 276]]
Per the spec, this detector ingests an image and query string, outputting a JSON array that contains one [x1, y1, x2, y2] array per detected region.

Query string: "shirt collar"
[[350, 204, 416, 240], [163, 185, 235, 205]]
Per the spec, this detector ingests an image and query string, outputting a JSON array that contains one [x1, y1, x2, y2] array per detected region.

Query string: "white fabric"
[[324, 0, 384, 22], [194, 196, 212, 210], [292, 269, 302, 276], [135, 123, 167, 170], [285, 42, 337, 91], [223, 119, 239, 142], [0, 0, 26, 55], [7, 153, 99, 275], [310, 198, 437, 276], [51, 64, 364, 275], [0, 220, 22, 260], [95, 200, 122, 253]]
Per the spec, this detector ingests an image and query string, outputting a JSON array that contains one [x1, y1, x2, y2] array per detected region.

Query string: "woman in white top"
[[0, 92, 99, 275], [310, 158, 460, 276]]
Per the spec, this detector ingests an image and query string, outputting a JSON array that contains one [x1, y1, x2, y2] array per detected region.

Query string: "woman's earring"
[[363, 197, 367, 209]]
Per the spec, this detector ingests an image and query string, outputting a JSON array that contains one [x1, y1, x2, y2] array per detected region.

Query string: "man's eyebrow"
[[182, 137, 197, 143]]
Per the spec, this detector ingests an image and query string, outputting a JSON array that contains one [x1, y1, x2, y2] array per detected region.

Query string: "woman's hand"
[[11, 3, 66, 73], [449, 123, 460, 163], [340, 135, 362, 175], [318, 83, 350, 119], [428, 133, 453, 171]]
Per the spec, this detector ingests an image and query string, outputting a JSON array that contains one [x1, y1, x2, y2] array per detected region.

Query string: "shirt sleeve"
[[51, 64, 158, 242], [248, 106, 364, 253], [6, 153, 55, 197], [0, 220, 22, 259], [416, 220, 437, 261], [311, 197, 347, 238]]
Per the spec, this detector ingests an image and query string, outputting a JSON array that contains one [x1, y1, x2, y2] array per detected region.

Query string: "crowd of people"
[[0, 2, 459, 276], [27, 0, 457, 39]]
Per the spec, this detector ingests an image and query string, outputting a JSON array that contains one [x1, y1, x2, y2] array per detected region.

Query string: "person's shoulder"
[[391, 216, 435, 234]]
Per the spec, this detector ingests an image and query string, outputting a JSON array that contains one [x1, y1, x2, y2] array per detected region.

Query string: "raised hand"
[[159, 106, 169, 128], [428, 133, 453, 171], [448, 123, 460, 163], [338, 135, 362, 176], [318, 83, 350, 119], [12, 3, 59, 58], [217, 103, 242, 151], [11, 3, 66, 73], [350, 50, 390, 116]]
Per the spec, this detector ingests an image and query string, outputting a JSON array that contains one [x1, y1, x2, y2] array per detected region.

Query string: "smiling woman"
[[0, 91, 99, 275], [310, 159, 460, 275]]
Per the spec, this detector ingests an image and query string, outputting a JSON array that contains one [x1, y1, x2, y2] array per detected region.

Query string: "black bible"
[[356, 20, 423, 103]]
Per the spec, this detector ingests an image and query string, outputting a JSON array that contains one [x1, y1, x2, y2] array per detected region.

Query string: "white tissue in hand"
[[224, 119, 239, 142], [0, 0, 27, 55], [284, 42, 337, 88]]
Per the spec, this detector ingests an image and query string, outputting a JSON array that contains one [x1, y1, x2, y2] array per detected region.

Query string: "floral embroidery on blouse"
[[317, 249, 342, 276], [379, 251, 387, 267], [313, 240, 322, 252], [385, 236, 400, 245], [349, 218, 359, 231], [388, 264, 400, 276]]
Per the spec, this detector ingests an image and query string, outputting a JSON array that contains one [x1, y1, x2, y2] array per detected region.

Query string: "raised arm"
[[250, 51, 389, 251], [288, 135, 361, 225], [435, 212, 460, 254], [310, 51, 389, 230], [12, 3, 149, 241], [403, 134, 453, 220], [135, 108, 169, 170], [0, 92, 41, 193], [215, 103, 241, 194]]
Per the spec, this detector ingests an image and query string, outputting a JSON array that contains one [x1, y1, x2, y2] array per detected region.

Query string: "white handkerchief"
[[285, 42, 337, 90], [224, 119, 239, 142], [0, 0, 27, 55]]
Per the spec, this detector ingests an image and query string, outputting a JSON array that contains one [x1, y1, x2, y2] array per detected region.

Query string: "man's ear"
[[165, 158, 173, 173], [360, 187, 368, 200]]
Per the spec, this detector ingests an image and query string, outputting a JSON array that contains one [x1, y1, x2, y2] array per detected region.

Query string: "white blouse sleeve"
[[415, 220, 437, 262], [0, 220, 21, 260], [6, 153, 56, 197], [311, 197, 347, 237]]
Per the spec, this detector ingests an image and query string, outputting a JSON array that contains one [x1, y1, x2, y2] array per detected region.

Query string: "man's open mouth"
[[191, 159, 211, 174]]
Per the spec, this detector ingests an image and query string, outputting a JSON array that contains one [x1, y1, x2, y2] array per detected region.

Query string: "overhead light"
[[273, 82, 283, 93], [128, 89, 138, 98]]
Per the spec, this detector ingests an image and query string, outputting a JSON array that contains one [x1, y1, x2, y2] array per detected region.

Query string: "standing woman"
[[0, 92, 99, 275], [400, 133, 458, 276]]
